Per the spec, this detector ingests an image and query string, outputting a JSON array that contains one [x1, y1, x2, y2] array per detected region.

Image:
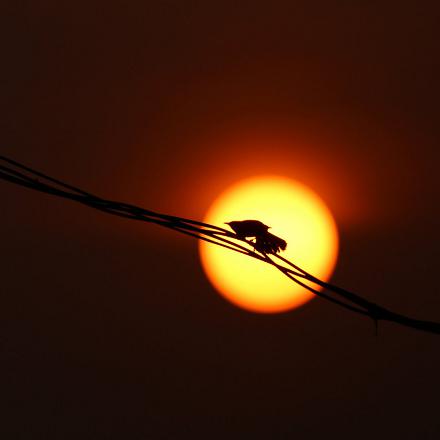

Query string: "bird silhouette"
[[225, 220, 287, 254]]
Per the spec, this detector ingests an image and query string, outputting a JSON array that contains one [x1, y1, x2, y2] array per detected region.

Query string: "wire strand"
[[1, 156, 439, 335]]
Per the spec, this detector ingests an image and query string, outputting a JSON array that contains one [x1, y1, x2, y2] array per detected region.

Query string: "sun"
[[199, 176, 339, 313]]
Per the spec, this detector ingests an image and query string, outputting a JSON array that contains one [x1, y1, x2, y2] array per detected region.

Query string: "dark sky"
[[2, 1, 440, 439]]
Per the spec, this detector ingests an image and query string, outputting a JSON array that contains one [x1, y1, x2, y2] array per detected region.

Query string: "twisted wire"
[[1, 155, 439, 335]]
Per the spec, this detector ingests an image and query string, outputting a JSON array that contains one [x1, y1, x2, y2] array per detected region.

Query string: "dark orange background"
[[2, 2, 439, 439]]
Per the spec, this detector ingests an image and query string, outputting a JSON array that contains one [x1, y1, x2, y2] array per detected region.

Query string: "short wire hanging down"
[[0, 155, 439, 335]]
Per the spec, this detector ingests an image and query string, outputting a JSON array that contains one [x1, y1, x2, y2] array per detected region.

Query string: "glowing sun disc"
[[199, 176, 339, 313]]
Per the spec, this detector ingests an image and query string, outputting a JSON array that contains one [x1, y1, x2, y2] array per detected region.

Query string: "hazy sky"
[[2, 2, 439, 438]]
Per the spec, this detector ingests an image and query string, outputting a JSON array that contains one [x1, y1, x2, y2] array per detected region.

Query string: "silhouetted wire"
[[1, 155, 439, 335]]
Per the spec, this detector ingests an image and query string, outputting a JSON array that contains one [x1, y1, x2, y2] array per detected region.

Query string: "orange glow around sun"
[[199, 176, 339, 313]]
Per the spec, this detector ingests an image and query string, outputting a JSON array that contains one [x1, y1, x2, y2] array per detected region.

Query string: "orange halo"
[[199, 176, 339, 313]]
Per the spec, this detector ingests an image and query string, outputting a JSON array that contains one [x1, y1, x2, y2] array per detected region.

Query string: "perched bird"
[[225, 219, 287, 255], [225, 220, 270, 239]]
